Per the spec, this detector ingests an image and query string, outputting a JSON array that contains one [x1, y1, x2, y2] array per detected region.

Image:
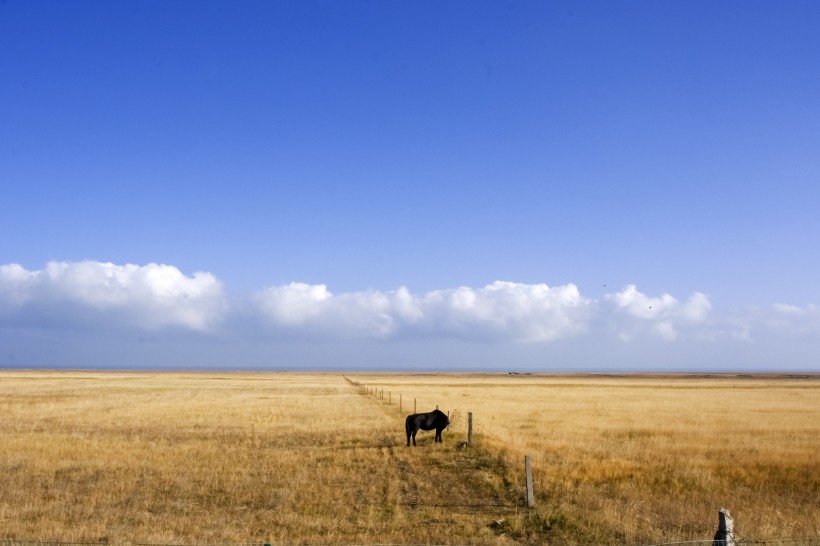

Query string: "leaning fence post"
[[467, 412, 473, 446], [712, 508, 735, 546], [525, 455, 535, 508]]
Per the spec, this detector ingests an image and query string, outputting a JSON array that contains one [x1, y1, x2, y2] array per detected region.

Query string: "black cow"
[[405, 409, 450, 446]]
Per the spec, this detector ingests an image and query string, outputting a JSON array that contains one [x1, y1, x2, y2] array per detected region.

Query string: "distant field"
[[0, 371, 818, 545]]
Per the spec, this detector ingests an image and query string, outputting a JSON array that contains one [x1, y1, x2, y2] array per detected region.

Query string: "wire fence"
[[646, 537, 820, 545], [341, 378, 820, 546]]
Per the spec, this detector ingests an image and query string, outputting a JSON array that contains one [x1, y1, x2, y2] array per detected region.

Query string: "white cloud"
[[253, 282, 415, 338], [254, 282, 333, 326], [420, 281, 591, 342], [605, 284, 712, 341], [3, 262, 818, 360], [680, 291, 712, 322], [691, 302, 820, 345], [0, 261, 225, 331], [252, 280, 591, 342]]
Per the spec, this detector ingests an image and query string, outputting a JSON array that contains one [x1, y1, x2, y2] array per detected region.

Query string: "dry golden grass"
[[0, 371, 518, 545], [1, 371, 818, 545], [352, 372, 820, 544]]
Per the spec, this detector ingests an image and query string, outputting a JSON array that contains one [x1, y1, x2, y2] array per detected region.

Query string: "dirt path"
[[354, 394, 524, 545]]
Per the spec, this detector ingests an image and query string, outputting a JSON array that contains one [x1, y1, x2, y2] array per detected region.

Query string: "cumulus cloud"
[[0, 261, 225, 331], [253, 283, 419, 338], [604, 284, 712, 341], [6, 261, 817, 355], [252, 280, 591, 342], [420, 281, 591, 342]]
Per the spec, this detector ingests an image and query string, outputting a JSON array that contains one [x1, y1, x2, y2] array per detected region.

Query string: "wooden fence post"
[[467, 412, 473, 446], [712, 508, 735, 546], [414, 398, 417, 413], [525, 455, 535, 508]]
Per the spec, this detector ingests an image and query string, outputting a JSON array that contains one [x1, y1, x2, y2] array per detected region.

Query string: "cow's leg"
[[412, 429, 417, 446]]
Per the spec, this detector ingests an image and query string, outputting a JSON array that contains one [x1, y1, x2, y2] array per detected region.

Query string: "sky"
[[2, 1, 819, 372]]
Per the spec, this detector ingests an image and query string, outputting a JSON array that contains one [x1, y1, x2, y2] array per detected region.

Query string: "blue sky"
[[2, 1, 819, 371]]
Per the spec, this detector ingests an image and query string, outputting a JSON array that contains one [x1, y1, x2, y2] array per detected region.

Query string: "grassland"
[[352, 372, 820, 544], [0, 371, 818, 545]]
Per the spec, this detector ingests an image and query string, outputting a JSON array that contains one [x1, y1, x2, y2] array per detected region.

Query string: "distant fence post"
[[525, 455, 535, 508], [414, 398, 417, 413], [467, 412, 473, 446], [712, 508, 735, 546]]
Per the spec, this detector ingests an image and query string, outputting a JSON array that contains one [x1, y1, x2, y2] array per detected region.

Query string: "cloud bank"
[[252, 280, 591, 341], [0, 261, 224, 331], [2, 261, 819, 371]]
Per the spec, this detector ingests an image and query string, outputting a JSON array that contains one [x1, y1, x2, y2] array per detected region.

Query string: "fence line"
[[347, 377, 542, 512], [653, 540, 790, 545], [341, 377, 820, 546], [344, 375, 469, 442]]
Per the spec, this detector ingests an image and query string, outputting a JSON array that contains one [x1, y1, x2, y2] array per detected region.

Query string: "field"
[[1, 371, 818, 545]]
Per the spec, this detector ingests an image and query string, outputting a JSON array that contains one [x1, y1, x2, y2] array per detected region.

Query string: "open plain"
[[1, 371, 818, 545]]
